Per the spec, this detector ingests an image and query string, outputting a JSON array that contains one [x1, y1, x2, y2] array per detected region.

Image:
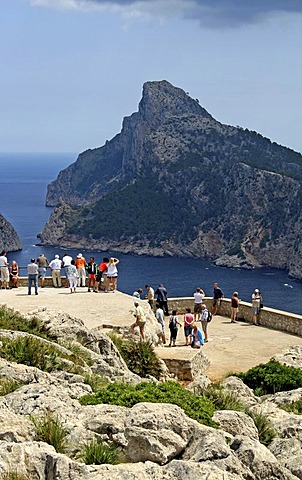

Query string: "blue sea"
[[0, 152, 302, 315]]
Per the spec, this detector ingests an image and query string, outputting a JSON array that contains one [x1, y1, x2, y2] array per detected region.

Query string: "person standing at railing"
[[27, 258, 39, 295], [0, 250, 9, 290], [36, 253, 49, 288], [49, 255, 62, 288], [75, 253, 87, 287]]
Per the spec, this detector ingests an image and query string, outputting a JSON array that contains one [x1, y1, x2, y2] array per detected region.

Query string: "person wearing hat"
[[75, 253, 87, 287], [49, 254, 62, 288], [130, 301, 146, 340], [27, 258, 39, 295], [231, 291, 239, 323], [251, 288, 263, 325]]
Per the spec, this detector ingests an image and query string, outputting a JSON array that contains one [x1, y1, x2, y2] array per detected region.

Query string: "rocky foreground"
[[0, 306, 302, 479]]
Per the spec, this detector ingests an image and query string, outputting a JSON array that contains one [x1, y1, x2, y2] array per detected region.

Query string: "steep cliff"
[[41, 80, 302, 278], [0, 213, 22, 252]]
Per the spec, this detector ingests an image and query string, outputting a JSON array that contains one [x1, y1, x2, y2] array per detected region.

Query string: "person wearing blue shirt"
[[191, 323, 204, 348]]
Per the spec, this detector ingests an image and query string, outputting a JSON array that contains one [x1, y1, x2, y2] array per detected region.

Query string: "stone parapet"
[[168, 297, 302, 337]]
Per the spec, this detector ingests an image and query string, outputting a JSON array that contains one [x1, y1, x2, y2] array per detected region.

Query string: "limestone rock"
[[269, 438, 302, 479], [273, 345, 302, 369], [186, 373, 212, 395], [0, 212, 22, 252], [221, 376, 259, 407], [230, 435, 299, 479], [213, 410, 259, 440], [0, 405, 33, 443]]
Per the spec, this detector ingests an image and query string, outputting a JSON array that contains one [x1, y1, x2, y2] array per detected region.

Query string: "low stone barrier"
[[168, 297, 302, 337]]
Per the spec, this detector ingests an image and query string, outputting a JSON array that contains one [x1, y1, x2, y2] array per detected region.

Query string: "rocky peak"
[[138, 80, 212, 125]]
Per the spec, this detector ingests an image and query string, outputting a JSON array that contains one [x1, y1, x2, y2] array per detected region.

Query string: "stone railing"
[[168, 297, 302, 337]]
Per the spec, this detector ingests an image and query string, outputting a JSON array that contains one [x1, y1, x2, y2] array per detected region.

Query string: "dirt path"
[[1, 286, 302, 381]]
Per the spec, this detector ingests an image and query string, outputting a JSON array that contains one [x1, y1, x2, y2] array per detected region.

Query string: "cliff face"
[[0, 213, 22, 252], [42, 80, 302, 278]]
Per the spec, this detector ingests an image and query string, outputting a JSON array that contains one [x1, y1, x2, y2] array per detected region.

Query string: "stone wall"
[[168, 297, 302, 337]]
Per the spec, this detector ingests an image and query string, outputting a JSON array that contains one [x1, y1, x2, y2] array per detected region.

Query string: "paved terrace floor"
[[1, 286, 302, 381]]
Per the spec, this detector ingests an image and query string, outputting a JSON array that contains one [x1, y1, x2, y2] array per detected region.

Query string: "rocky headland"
[[40, 80, 302, 278], [0, 213, 22, 252], [0, 302, 302, 479]]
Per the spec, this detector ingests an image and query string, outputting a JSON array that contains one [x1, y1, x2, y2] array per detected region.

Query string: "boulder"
[[213, 410, 259, 440], [221, 376, 259, 407], [230, 435, 299, 479]]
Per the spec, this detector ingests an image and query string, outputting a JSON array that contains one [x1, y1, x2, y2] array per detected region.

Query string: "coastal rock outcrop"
[[0, 212, 21, 252], [41, 80, 302, 278]]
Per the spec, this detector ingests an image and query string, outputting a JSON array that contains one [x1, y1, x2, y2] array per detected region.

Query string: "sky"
[[1, 0, 302, 154]]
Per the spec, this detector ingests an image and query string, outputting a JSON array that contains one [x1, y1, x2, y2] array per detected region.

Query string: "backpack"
[[207, 310, 212, 322], [169, 315, 178, 328]]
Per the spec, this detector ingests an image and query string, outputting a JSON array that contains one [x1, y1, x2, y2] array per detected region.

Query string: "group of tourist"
[[131, 282, 263, 347], [0, 251, 121, 296]]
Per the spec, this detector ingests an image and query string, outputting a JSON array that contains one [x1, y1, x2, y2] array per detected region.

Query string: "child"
[[168, 309, 181, 347]]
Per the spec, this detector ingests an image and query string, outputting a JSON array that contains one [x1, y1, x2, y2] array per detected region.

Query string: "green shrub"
[[109, 334, 163, 380], [0, 378, 21, 396], [59, 341, 93, 367], [280, 399, 302, 415], [203, 383, 245, 411], [0, 336, 61, 372], [80, 381, 218, 428], [237, 359, 302, 396], [31, 411, 68, 453], [79, 438, 119, 465], [246, 409, 276, 446], [2, 470, 27, 480], [83, 373, 108, 393], [0, 306, 51, 339]]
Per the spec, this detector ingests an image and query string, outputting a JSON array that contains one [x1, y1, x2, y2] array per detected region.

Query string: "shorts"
[[137, 320, 146, 327], [212, 298, 221, 307], [253, 306, 260, 315], [89, 274, 96, 279], [184, 325, 193, 338], [201, 320, 208, 333], [39, 267, 47, 278], [194, 304, 202, 314], [107, 275, 117, 279], [231, 307, 238, 315], [1, 267, 9, 283]]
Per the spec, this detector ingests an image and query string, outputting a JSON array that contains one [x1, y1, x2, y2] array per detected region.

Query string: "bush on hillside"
[[31, 411, 68, 453], [79, 381, 218, 428], [78, 438, 119, 465], [109, 334, 163, 380], [237, 359, 302, 396], [0, 306, 51, 339], [0, 377, 21, 396], [280, 399, 302, 415]]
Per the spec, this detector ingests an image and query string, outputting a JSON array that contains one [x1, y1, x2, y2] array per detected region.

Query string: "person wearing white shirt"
[[49, 255, 62, 288], [62, 253, 73, 288], [0, 250, 9, 289], [194, 287, 205, 321]]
